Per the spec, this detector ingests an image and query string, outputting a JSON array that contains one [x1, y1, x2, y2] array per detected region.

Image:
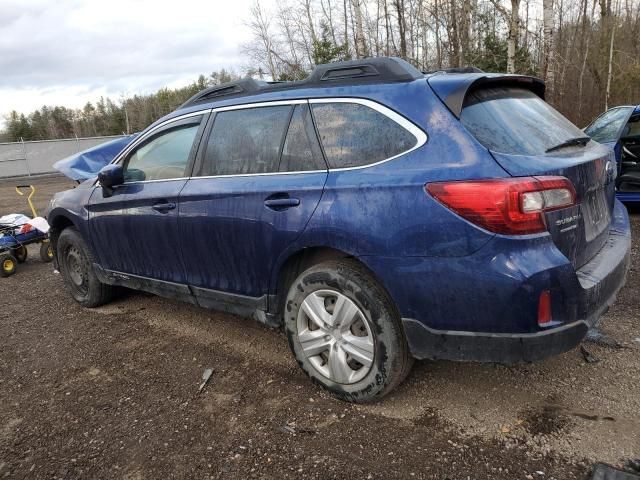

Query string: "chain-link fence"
[[0, 135, 125, 178]]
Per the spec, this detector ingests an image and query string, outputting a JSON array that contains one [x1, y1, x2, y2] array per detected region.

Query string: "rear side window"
[[460, 87, 585, 156], [279, 104, 325, 172], [200, 105, 292, 176], [311, 102, 417, 168]]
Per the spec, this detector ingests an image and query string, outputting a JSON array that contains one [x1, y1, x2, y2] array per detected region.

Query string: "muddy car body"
[[48, 57, 631, 402]]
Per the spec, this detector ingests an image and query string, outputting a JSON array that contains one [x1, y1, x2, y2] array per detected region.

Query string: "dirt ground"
[[0, 174, 638, 479]]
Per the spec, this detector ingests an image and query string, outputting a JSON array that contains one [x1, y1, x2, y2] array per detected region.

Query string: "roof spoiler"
[[427, 74, 546, 118]]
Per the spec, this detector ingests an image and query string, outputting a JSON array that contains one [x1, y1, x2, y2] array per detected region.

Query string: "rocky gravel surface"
[[0, 175, 638, 479]]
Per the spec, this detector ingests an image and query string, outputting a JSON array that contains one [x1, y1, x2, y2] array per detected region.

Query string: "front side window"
[[585, 107, 634, 143], [124, 116, 202, 181], [460, 88, 586, 156], [201, 105, 292, 176], [311, 102, 417, 168]]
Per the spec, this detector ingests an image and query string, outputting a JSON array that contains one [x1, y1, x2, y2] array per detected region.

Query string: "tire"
[[57, 227, 115, 307], [39, 241, 54, 263], [0, 253, 18, 277], [284, 259, 413, 403], [12, 246, 27, 263]]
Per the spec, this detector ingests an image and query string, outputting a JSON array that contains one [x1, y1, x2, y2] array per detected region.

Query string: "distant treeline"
[[3, 0, 640, 142], [1, 70, 240, 142]]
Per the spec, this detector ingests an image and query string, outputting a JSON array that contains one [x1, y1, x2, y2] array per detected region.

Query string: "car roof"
[[178, 57, 423, 111], [153, 57, 545, 128]]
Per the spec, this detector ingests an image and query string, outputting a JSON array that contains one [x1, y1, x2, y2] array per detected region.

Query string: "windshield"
[[584, 107, 634, 143], [460, 87, 586, 156]]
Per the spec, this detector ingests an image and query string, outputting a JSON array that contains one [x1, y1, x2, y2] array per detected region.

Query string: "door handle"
[[152, 201, 176, 212], [264, 196, 300, 210]]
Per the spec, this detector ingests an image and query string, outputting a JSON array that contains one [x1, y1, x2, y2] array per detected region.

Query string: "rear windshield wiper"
[[545, 136, 591, 153]]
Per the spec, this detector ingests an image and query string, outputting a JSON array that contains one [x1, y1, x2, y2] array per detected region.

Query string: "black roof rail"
[[424, 67, 485, 74], [306, 57, 424, 84], [178, 57, 424, 111], [179, 78, 266, 109]]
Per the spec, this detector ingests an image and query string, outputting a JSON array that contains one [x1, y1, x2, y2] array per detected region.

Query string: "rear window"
[[460, 87, 585, 156]]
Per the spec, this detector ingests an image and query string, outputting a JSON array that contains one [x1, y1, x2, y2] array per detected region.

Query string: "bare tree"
[[542, 0, 556, 101], [394, 0, 408, 59], [352, 0, 368, 57], [244, 1, 279, 79]]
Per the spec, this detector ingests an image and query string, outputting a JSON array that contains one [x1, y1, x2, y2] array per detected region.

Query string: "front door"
[[88, 113, 207, 284]]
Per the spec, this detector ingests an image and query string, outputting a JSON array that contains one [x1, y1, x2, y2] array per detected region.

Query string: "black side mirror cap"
[[98, 164, 124, 188]]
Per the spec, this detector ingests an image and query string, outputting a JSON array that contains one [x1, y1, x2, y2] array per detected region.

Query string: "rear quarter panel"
[[270, 80, 507, 292]]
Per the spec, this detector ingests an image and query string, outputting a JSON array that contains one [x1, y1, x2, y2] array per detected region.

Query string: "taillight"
[[426, 176, 576, 235]]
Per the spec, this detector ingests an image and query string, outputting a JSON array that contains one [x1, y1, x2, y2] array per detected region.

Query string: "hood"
[[53, 134, 137, 181]]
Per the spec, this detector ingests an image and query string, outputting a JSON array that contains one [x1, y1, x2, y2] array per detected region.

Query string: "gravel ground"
[[0, 175, 638, 479]]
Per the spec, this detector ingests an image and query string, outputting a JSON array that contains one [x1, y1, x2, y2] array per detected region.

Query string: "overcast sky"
[[0, 0, 273, 123]]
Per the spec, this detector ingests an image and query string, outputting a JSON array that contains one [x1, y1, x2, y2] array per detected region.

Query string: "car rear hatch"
[[428, 75, 616, 268]]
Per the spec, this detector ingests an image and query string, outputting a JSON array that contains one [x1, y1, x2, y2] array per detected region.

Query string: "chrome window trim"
[[211, 99, 307, 113], [192, 97, 427, 180], [102, 97, 427, 184]]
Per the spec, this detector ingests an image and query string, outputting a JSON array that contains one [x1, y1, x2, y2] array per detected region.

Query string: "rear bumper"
[[402, 318, 590, 363], [401, 199, 631, 363]]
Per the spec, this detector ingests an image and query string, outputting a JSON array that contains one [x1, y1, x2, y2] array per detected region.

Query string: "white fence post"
[[21, 137, 31, 176]]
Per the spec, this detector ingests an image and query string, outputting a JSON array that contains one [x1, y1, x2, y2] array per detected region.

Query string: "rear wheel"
[[0, 253, 18, 277], [57, 227, 115, 307], [39, 241, 54, 263], [12, 246, 27, 263], [284, 259, 413, 403]]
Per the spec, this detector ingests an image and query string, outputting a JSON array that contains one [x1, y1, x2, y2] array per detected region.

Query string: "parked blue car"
[[47, 58, 631, 402], [584, 105, 640, 203]]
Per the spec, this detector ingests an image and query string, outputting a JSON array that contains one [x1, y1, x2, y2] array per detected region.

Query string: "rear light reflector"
[[537, 290, 552, 327], [426, 176, 576, 235]]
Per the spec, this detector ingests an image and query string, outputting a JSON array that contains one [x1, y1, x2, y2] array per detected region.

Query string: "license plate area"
[[582, 190, 610, 241]]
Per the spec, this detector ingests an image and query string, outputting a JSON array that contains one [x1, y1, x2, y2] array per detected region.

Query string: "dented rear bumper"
[[402, 200, 631, 363]]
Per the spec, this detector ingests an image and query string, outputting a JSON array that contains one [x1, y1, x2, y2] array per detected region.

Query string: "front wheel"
[[57, 227, 115, 307], [284, 259, 413, 403]]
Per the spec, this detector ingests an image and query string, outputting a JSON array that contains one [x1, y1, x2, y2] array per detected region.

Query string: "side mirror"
[[98, 164, 124, 188], [98, 164, 124, 197]]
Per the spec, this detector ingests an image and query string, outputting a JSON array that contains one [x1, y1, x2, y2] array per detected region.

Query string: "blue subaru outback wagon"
[[48, 57, 631, 402]]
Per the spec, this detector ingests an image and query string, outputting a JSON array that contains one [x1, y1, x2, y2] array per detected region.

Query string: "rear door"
[[178, 101, 328, 302], [88, 113, 207, 283], [457, 86, 616, 268]]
